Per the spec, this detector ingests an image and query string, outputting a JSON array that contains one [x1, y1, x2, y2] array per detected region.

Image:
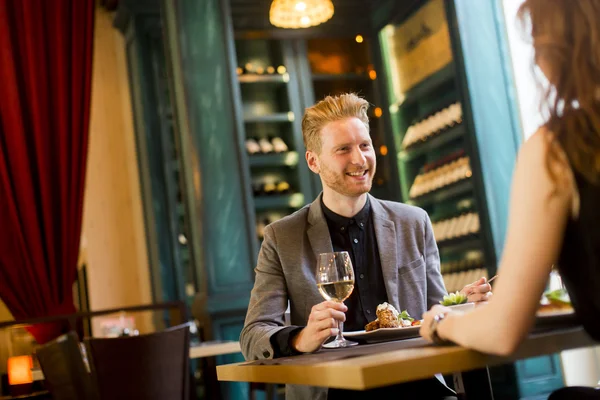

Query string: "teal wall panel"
[[452, 0, 521, 260], [173, 0, 255, 295]]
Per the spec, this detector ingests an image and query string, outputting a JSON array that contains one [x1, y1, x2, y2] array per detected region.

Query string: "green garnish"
[[544, 289, 571, 305], [398, 310, 414, 322], [440, 291, 468, 306]]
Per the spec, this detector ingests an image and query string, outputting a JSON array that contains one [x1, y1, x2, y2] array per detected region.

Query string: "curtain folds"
[[0, 0, 95, 343]]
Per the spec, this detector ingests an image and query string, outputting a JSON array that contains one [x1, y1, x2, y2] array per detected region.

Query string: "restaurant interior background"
[[0, 0, 598, 399]]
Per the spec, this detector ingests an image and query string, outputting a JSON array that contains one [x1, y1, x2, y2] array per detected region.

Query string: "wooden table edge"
[[217, 327, 597, 390]]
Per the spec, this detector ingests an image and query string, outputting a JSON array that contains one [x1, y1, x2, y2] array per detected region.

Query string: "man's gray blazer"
[[240, 194, 448, 399]]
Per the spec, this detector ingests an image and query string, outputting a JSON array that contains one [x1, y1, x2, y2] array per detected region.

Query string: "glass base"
[[322, 338, 358, 349]]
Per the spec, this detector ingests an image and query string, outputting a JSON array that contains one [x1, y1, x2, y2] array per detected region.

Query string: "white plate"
[[343, 325, 421, 343], [447, 303, 475, 312], [536, 308, 575, 318]]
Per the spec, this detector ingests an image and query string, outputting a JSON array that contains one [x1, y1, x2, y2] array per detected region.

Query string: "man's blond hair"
[[301, 93, 370, 153]]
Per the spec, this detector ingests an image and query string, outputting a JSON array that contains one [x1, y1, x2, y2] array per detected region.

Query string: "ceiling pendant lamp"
[[269, 0, 335, 29]]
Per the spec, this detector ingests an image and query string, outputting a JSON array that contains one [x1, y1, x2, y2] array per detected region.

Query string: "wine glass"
[[316, 251, 358, 348]]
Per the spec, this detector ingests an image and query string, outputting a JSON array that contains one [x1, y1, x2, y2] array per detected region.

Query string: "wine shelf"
[[399, 124, 466, 161], [311, 73, 370, 82], [238, 74, 289, 84], [254, 193, 305, 211], [244, 113, 293, 123], [248, 151, 299, 168], [389, 62, 456, 110], [437, 235, 482, 255], [407, 179, 473, 208]]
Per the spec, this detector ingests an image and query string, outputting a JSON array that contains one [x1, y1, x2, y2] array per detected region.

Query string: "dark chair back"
[[35, 331, 99, 400], [84, 323, 190, 400]]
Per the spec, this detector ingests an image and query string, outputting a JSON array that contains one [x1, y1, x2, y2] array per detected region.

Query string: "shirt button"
[[341, 227, 345, 231], [353, 238, 358, 244], [366, 310, 371, 314], [360, 222, 364, 227], [360, 274, 364, 279]]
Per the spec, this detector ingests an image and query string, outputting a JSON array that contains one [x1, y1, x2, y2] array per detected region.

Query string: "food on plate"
[[377, 302, 400, 328], [439, 291, 468, 306], [538, 289, 573, 313], [365, 319, 379, 332], [364, 303, 421, 331]]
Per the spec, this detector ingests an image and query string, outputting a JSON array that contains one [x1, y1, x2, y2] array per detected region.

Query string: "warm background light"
[[374, 107, 383, 118], [379, 145, 388, 156], [269, 0, 334, 29], [369, 70, 377, 80], [355, 34, 364, 43], [8, 355, 33, 385]]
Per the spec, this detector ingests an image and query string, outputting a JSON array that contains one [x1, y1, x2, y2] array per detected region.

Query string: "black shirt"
[[269, 196, 388, 356], [557, 169, 600, 340], [320, 196, 388, 331]]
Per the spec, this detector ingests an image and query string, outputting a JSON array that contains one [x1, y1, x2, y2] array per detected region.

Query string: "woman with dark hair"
[[420, 0, 600, 397]]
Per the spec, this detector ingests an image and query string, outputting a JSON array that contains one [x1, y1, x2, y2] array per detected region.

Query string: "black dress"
[[557, 171, 600, 340], [550, 169, 600, 398]]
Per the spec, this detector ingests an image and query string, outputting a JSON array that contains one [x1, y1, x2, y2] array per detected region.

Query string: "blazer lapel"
[[369, 195, 399, 307], [307, 195, 334, 263]]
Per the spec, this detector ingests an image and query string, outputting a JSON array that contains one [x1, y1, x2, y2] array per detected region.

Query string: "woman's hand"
[[420, 305, 452, 343]]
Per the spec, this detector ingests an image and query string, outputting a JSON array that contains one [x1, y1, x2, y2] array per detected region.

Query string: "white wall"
[[502, 0, 600, 388], [502, 0, 545, 140]]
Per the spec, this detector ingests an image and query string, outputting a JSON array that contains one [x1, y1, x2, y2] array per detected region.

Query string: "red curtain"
[[0, 0, 95, 343]]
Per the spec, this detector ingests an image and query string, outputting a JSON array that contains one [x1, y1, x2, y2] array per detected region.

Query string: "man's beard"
[[319, 162, 374, 197]]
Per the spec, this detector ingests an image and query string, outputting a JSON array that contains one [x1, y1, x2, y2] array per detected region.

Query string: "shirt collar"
[[320, 195, 371, 231]]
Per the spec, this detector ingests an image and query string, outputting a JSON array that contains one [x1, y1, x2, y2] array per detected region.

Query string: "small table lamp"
[[7, 355, 33, 385]]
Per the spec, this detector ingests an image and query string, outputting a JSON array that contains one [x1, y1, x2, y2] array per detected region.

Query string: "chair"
[[84, 323, 190, 400], [35, 331, 99, 400]]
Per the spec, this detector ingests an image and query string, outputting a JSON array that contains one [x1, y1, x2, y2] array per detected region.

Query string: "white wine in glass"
[[317, 251, 358, 348]]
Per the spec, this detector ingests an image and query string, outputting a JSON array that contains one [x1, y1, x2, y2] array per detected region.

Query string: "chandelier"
[[269, 0, 335, 29]]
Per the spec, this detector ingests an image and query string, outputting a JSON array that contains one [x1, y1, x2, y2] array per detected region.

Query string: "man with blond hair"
[[240, 93, 490, 399]]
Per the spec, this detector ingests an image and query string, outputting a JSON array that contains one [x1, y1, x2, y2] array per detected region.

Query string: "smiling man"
[[240, 93, 490, 400]]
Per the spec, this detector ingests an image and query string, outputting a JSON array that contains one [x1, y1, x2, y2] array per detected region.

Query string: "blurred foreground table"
[[190, 340, 241, 359], [217, 326, 596, 398]]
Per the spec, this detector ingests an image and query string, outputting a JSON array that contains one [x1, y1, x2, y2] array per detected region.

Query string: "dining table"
[[217, 315, 598, 399]]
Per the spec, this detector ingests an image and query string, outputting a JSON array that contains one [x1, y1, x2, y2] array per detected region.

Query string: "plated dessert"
[[538, 289, 574, 313], [439, 291, 468, 306], [364, 302, 422, 332]]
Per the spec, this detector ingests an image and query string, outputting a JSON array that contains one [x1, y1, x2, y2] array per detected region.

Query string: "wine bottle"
[[271, 137, 288, 153], [258, 138, 274, 153], [246, 138, 261, 155], [276, 181, 290, 194], [263, 182, 276, 195]]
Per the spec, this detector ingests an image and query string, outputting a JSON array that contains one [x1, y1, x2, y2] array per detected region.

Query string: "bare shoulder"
[[516, 127, 575, 200]]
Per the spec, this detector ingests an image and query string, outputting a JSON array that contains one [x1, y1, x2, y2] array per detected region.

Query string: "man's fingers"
[[312, 301, 348, 312], [315, 318, 337, 332], [312, 308, 346, 323]]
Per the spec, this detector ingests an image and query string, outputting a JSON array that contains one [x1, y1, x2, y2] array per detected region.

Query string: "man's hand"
[[460, 277, 492, 303], [291, 301, 347, 353]]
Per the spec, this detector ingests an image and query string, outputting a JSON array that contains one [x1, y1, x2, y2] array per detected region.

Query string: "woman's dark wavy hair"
[[518, 0, 600, 186]]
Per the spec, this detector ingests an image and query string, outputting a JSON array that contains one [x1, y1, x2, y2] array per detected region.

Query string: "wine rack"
[[377, 0, 496, 290], [234, 39, 316, 250]]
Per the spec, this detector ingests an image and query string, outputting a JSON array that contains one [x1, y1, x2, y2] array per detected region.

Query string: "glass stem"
[[336, 320, 344, 342]]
